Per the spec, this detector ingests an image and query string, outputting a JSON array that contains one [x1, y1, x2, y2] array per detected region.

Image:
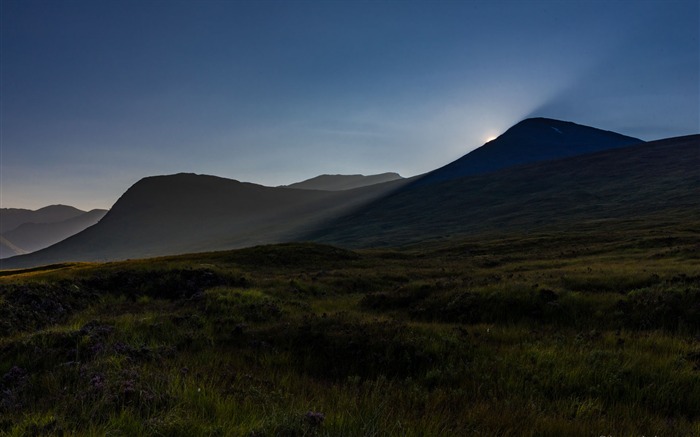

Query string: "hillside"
[[414, 117, 643, 186], [307, 135, 700, 247], [1, 222, 698, 435], [285, 172, 404, 191], [0, 174, 408, 268]]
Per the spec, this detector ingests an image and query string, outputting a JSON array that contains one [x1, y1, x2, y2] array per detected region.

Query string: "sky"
[[2, 0, 698, 211]]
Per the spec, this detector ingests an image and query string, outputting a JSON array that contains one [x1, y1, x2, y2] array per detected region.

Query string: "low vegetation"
[[1, 221, 699, 435]]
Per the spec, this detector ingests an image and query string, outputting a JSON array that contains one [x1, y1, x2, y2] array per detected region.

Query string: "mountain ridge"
[[0, 173, 409, 267], [2, 119, 694, 269], [0, 204, 85, 234], [0, 209, 107, 258], [284, 172, 404, 191]]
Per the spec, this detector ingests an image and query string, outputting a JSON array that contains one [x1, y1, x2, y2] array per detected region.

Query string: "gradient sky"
[[2, 0, 698, 210]]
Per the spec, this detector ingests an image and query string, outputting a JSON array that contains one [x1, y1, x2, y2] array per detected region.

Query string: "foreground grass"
[[1, 222, 699, 435]]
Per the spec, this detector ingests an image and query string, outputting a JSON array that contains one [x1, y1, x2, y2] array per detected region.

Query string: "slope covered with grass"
[[1, 220, 699, 435], [309, 135, 700, 247]]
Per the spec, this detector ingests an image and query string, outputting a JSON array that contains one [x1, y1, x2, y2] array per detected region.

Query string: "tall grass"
[[1, 224, 699, 435]]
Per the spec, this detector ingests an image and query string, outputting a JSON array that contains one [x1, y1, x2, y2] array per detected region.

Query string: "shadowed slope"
[[307, 135, 699, 247]]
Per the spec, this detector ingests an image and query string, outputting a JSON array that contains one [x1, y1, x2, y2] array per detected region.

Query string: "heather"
[[1, 222, 699, 435]]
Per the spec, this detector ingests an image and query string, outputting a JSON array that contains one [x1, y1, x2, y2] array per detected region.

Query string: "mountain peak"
[[35, 204, 84, 213], [415, 118, 643, 186]]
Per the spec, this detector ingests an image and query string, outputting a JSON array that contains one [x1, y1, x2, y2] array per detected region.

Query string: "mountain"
[[285, 172, 404, 191], [0, 205, 85, 233], [414, 117, 643, 186], [0, 205, 106, 259], [0, 209, 107, 258], [2, 118, 693, 270], [0, 174, 409, 268], [306, 135, 699, 247]]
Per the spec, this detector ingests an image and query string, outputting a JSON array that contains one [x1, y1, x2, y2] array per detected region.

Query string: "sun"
[[485, 135, 498, 143]]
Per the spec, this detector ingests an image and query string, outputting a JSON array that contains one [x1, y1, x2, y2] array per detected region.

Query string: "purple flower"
[[90, 373, 106, 390], [113, 342, 132, 355], [2, 366, 27, 386], [304, 411, 325, 427], [90, 342, 105, 355], [121, 379, 136, 395]]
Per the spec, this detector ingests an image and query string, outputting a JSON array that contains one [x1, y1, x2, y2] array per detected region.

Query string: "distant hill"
[[306, 135, 699, 247], [0, 174, 408, 268], [0, 205, 85, 233], [285, 172, 404, 191], [0, 209, 107, 258], [414, 117, 643, 186]]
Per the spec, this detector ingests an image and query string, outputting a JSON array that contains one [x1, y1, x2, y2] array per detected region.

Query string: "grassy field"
[[1, 220, 699, 436]]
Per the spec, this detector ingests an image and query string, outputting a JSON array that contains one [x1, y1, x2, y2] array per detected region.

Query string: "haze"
[[2, 0, 698, 210]]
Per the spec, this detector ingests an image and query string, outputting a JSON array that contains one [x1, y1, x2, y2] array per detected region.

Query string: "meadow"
[[1, 220, 699, 436]]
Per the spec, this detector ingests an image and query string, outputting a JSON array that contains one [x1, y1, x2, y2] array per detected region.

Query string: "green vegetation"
[[1, 222, 699, 435]]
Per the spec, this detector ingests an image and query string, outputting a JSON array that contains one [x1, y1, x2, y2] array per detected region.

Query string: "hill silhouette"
[[285, 172, 404, 191], [0, 174, 408, 268], [414, 117, 643, 186]]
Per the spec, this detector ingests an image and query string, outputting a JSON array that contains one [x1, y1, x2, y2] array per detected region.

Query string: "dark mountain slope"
[[307, 135, 699, 247], [1, 209, 107, 257], [415, 117, 643, 186], [285, 172, 404, 191], [0, 205, 85, 233], [0, 174, 408, 268]]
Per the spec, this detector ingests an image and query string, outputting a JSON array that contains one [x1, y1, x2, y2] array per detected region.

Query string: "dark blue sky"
[[2, 0, 698, 209]]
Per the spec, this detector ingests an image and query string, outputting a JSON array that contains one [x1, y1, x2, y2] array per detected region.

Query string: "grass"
[[1, 223, 699, 435]]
